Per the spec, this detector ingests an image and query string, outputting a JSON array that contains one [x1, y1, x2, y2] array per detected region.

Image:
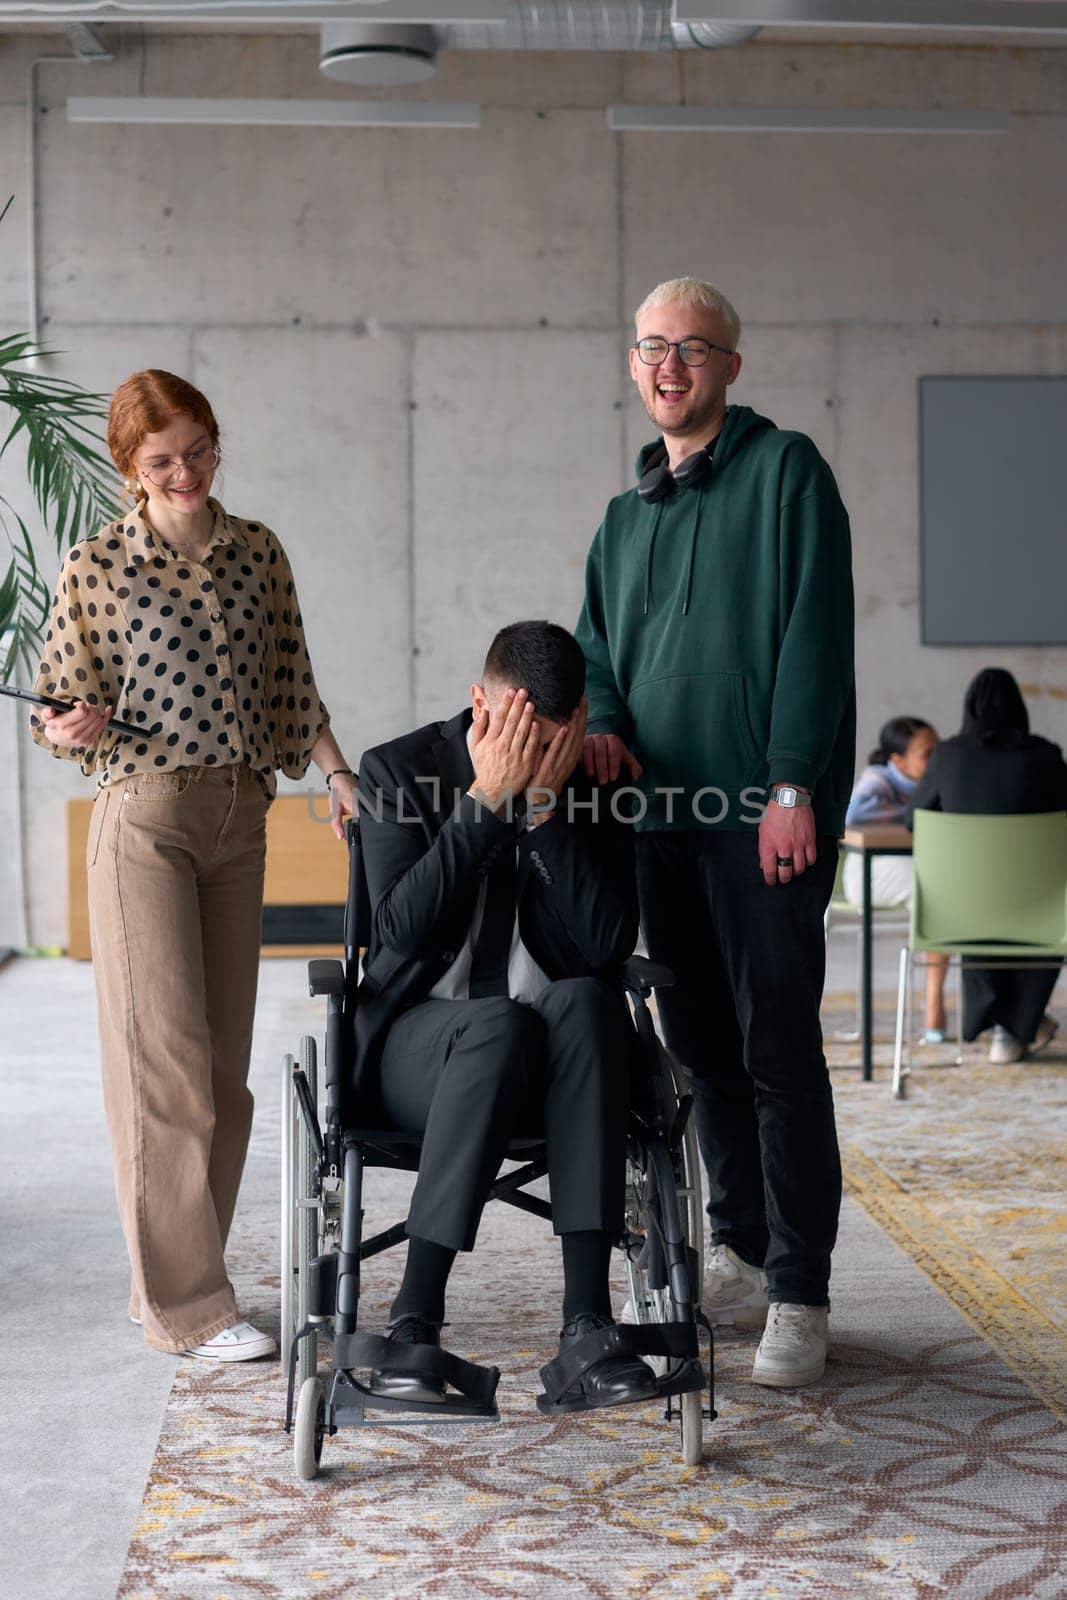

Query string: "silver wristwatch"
[[770, 784, 812, 809]]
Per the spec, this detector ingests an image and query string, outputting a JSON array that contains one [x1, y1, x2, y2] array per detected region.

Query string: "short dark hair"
[[482, 621, 586, 723], [868, 715, 933, 766]]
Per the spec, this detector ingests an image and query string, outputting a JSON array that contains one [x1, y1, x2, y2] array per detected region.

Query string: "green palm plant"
[[1, 195, 117, 683]]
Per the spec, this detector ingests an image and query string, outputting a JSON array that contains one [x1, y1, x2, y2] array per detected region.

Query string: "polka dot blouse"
[[30, 499, 329, 793]]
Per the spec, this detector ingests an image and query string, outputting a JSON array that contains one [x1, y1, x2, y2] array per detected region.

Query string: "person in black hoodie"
[[910, 667, 1067, 1063]]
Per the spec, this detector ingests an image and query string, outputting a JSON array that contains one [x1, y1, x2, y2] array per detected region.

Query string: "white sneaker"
[[1028, 1014, 1058, 1058], [989, 1025, 1025, 1065], [752, 1303, 829, 1388], [701, 1243, 769, 1328], [184, 1321, 277, 1362]]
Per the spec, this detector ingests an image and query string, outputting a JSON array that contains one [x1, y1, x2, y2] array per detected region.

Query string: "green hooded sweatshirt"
[[575, 404, 856, 833]]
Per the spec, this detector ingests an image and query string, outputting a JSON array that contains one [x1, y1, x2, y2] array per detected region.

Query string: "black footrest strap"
[[538, 1320, 698, 1405], [333, 1330, 500, 1409]]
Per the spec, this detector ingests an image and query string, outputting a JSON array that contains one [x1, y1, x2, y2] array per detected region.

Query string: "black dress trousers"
[[637, 828, 841, 1307], [377, 977, 632, 1253]]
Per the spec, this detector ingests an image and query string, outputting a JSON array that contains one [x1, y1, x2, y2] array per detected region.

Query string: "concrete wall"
[[1, 32, 1065, 944]]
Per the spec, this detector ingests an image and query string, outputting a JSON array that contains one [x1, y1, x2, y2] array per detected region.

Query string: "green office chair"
[[892, 810, 1067, 1099]]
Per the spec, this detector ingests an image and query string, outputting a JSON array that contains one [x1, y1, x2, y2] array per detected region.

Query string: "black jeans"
[[637, 830, 840, 1306], [961, 957, 1061, 1044], [378, 977, 632, 1253]]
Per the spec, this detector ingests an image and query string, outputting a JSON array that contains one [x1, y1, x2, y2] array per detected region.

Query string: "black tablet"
[[1, 684, 147, 739]]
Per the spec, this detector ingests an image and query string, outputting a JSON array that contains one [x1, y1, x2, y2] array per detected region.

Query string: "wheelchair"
[[280, 821, 713, 1478]]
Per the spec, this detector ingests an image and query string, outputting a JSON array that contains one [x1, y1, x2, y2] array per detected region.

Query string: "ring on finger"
[[776, 856, 793, 868]]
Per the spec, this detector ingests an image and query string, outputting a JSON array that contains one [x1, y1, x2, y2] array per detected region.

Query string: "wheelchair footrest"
[[536, 1359, 706, 1416], [333, 1377, 500, 1423], [332, 1329, 501, 1416], [536, 1321, 703, 1415]]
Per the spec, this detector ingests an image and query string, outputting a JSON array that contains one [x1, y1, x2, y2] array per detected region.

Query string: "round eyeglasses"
[[634, 337, 734, 368], [140, 443, 221, 488]]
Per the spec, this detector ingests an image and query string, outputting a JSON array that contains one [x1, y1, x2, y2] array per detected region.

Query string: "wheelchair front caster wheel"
[[680, 1389, 703, 1466], [294, 1378, 325, 1480]]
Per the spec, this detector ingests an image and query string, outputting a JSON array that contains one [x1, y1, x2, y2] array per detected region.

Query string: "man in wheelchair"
[[355, 620, 658, 1412]]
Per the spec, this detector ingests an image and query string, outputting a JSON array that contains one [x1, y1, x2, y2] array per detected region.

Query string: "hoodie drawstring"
[[643, 474, 708, 617], [681, 483, 704, 616], [643, 502, 664, 616]]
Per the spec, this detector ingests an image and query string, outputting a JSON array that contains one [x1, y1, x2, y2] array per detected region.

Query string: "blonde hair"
[[634, 278, 741, 351]]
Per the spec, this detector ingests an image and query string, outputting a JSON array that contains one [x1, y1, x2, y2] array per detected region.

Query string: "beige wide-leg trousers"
[[87, 764, 268, 1352]]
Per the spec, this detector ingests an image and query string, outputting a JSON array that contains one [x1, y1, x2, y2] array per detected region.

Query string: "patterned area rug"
[[825, 993, 1067, 1425], [117, 979, 1067, 1600]]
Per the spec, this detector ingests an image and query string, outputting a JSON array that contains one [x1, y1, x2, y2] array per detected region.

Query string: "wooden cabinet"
[[67, 793, 348, 960]]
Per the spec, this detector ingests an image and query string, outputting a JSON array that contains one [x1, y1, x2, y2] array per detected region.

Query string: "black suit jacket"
[[352, 707, 638, 1100]]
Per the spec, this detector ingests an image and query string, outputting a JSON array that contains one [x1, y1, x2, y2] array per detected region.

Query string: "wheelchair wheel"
[[293, 1377, 325, 1480], [654, 1040, 704, 1303], [622, 1043, 705, 1465], [280, 1038, 320, 1385], [623, 1045, 705, 1328]]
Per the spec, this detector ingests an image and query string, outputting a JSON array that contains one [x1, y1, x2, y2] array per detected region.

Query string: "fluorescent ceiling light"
[[67, 95, 481, 126], [671, 2, 1067, 34], [607, 105, 1011, 133]]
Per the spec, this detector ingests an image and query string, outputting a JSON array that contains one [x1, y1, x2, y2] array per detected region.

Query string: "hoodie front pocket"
[[731, 675, 763, 777], [627, 672, 763, 800]]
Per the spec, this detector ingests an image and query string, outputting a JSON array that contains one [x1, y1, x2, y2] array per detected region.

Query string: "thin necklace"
[[144, 509, 210, 561], [168, 536, 207, 559]]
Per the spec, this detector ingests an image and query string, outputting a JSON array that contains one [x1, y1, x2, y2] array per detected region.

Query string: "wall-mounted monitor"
[[919, 376, 1067, 646]]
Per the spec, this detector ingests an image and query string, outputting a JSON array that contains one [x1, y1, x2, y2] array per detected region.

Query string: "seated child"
[[844, 716, 948, 1042]]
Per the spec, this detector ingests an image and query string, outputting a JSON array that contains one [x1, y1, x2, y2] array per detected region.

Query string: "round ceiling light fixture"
[[670, 21, 762, 49], [319, 23, 440, 88]]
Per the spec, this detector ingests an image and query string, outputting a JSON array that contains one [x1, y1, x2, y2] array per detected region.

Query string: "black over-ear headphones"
[[636, 441, 716, 503]]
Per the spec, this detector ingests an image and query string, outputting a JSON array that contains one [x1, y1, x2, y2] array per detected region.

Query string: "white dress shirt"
[[429, 726, 550, 1005]]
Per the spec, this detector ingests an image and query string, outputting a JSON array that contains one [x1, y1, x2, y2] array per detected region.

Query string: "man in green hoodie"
[[575, 277, 855, 1389]]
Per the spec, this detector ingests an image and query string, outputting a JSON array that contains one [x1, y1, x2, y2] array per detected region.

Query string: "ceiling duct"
[[63, 22, 114, 57], [448, 1, 678, 51], [0, 2, 762, 52], [320, 22, 440, 85], [445, 2, 758, 52]]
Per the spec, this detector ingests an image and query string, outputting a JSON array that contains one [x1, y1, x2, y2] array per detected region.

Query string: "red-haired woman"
[[30, 370, 355, 1360]]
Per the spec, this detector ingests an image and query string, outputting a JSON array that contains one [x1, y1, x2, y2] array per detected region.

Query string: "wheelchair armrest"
[[621, 955, 676, 994], [308, 958, 345, 999]]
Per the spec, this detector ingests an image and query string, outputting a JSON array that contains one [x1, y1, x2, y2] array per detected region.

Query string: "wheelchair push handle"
[[343, 816, 370, 962]]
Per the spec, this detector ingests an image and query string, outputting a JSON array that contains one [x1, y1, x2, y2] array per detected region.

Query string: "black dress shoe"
[[369, 1314, 446, 1403], [558, 1313, 658, 1409]]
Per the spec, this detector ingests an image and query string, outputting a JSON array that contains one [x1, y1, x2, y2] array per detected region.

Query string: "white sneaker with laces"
[[752, 1303, 829, 1388], [701, 1243, 769, 1328], [989, 1025, 1025, 1065], [184, 1321, 277, 1362]]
